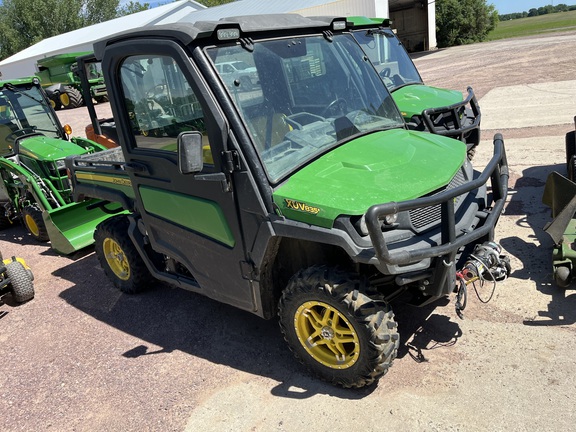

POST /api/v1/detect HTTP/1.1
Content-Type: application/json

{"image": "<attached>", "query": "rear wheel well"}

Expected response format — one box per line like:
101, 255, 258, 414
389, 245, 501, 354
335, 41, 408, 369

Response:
258, 237, 354, 319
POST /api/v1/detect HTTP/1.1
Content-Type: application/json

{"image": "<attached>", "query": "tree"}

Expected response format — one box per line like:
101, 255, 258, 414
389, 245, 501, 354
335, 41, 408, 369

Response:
118, 1, 151, 16
0, 0, 150, 61
198, 0, 235, 6
436, 0, 499, 48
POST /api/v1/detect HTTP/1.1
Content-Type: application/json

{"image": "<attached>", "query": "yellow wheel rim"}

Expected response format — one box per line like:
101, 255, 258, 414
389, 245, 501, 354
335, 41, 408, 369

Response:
25, 214, 40, 237
49, 100, 56, 109
103, 238, 130, 281
60, 93, 70, 107
294, 300, 360, 369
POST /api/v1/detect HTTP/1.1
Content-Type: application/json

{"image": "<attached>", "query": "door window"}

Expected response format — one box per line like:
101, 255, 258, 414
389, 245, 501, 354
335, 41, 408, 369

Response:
119, 54, 213, 164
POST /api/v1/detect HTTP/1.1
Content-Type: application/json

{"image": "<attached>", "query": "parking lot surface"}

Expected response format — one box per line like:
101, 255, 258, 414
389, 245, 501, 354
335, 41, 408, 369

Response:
1, 31, 576, 431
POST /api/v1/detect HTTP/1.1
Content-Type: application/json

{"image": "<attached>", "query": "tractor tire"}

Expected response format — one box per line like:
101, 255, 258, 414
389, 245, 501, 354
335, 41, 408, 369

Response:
94, 215, 152, 294
6, 261, 34, 303
22, 205, 49, 242
278, 265, 399, 388
95, 95, 109, 104
60, 86, 84, 109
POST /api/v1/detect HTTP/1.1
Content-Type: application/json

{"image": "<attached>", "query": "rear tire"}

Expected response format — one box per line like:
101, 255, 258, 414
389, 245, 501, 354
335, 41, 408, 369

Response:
278, 265, 399, 388
22, 205, 49, 242
61, 86, 83, 109
6, 261, 35, 303
94, 216, 152, 294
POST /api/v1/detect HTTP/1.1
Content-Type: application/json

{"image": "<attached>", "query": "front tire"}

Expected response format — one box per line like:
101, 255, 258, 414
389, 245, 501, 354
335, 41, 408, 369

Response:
94, 216, 152, 294
6, 261, 35, 303
278, 266, 399, 388
22, 205, 49, 242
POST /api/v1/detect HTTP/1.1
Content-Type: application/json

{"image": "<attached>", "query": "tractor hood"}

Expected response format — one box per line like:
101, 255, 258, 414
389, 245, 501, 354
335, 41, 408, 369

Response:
273, 129, 465, 228
392, 85, 464, 119
17, 135, 91, 161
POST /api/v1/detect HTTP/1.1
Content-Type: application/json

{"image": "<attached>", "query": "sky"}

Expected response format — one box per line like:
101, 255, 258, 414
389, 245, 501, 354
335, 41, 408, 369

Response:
488, 0, 576, 14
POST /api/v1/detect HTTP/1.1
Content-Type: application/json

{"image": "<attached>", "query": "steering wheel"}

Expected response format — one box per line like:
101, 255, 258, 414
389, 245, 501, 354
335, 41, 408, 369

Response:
322, 98, 348, 118
5, 127, 37, 142
379, 67, 391, 78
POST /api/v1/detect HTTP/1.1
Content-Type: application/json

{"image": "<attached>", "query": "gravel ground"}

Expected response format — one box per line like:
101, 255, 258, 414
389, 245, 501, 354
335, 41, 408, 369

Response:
1, 31, 576, 431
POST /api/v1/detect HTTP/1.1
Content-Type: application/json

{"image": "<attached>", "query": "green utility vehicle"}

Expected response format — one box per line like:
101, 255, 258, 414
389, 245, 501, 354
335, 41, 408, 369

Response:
348, 17, 481, 158
36, 52, 108, 110
66, 15, 509, 388
0, 77, 114, 254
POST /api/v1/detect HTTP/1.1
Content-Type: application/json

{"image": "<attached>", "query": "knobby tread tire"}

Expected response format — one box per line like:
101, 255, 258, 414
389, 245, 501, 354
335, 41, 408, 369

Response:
6, 261, 35, 303
278, 265, 399, 388
94, 215, 152, 294
22, 205, 49, 242
63, 86, 83, 109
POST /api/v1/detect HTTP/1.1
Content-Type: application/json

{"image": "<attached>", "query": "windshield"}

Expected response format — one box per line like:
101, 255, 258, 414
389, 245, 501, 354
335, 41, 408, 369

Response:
352, 29, 423, 92
0, 83, 62, 155
207, 33, 404, 183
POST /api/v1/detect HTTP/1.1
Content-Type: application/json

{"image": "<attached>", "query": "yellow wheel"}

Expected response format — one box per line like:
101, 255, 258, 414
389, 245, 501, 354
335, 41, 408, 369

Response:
25, 214, 40, 237
60, 92, 70, 107
94, 216, 152, 294
279, 266, 399, 388
294, 300, 360, 369
103, 238, 130, 281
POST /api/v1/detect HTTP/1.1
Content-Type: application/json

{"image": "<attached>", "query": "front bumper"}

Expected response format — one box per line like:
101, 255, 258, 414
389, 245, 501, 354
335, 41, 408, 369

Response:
365, 134, 508, 294
421, 87, 481, 148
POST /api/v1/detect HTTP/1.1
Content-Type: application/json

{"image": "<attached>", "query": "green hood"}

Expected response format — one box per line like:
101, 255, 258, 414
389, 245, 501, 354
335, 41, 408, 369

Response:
393, 85, 464, 120
273, 129, 465, 228
18, 135, 91, 161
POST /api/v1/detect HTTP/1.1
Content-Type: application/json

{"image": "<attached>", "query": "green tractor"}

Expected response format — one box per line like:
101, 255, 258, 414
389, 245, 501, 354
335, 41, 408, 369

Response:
348, 17, 481, 158
36, 51, 108, 110
0, 77, 116, 254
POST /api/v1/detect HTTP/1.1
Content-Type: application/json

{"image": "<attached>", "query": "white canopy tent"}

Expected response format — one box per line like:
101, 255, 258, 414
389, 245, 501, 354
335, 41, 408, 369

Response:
0, 0, 438, 80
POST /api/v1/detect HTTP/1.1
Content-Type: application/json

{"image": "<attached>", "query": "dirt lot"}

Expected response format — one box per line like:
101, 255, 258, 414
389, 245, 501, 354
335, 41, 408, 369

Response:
1, 32, 576, 431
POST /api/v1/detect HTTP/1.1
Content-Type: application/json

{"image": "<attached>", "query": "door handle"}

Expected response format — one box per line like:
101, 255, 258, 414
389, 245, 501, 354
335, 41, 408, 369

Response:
125, 162, 149, 174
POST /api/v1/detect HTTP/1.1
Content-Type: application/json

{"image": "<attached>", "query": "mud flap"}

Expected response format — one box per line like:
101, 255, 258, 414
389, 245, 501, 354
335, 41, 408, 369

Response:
42, 200, 119, 255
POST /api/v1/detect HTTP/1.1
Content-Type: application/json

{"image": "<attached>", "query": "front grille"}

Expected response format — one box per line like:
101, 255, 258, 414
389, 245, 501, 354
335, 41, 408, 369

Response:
409, 168, 467, 230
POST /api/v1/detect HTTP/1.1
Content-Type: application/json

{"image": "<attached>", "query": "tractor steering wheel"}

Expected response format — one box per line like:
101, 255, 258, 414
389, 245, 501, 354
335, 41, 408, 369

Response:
322, 98, 348, 118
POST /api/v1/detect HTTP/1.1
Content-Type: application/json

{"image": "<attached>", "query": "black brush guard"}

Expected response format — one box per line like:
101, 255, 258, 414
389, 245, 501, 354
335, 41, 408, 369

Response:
365, 134, 508, 297
421, 87, 481, 145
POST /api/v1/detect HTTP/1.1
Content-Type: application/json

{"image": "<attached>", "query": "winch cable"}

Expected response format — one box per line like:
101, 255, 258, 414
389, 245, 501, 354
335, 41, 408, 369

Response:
454, 244, 509, 319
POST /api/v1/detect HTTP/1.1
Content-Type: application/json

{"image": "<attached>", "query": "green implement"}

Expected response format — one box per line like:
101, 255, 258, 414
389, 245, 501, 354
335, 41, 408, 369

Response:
0, 77, 115, 254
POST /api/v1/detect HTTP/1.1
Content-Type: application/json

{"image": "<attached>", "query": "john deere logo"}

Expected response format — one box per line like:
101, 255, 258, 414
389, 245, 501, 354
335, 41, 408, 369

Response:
285, 199, 320, 215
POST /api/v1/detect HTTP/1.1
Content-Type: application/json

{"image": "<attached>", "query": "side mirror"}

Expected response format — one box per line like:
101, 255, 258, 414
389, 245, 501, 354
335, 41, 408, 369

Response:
177, 131, 204, 174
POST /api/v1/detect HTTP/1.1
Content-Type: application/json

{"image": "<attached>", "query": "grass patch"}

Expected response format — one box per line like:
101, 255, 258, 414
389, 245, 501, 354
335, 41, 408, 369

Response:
487, 10, 576, 40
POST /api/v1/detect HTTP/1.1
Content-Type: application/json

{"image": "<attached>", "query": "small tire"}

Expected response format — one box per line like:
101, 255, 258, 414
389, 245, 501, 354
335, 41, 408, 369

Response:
554, 265, 571, 289
94, 216, 152, 294
22, 205, 49, 242
6, 261, 35, 303
278, 265, 399, 388
61, 86, 84, 109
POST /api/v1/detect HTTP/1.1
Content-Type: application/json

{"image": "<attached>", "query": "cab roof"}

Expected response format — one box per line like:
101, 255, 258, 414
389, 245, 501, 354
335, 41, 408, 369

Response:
93, 13, 348, 59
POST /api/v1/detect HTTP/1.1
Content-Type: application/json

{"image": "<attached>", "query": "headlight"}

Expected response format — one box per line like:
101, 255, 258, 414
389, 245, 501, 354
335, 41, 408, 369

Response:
55, 159, 66, 169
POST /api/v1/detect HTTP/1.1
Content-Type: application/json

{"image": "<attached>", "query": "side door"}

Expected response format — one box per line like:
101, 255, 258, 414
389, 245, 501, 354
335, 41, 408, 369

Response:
103, 39, 255, 311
